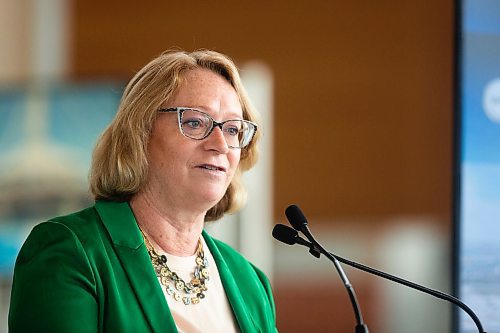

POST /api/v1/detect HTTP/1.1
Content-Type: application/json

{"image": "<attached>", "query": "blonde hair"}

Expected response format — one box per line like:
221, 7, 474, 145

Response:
89, 49, 260, 221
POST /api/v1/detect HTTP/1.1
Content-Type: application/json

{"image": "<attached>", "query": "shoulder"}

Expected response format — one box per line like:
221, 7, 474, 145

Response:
10, 208, 102, 333
17, 205, 102, 263
49, 205, 101, 234
12, 208, 99, 297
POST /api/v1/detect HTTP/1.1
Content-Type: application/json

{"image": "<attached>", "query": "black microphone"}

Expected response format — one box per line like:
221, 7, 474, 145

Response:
285, 204, 308, 230
272, 224, 321, 257
273, 222, 487, 333
282, 205, 369, 333
272, 224, 309, 247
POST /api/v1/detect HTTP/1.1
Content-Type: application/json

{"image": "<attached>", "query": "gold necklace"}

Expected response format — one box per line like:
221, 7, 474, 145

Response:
140, 228, 209, 305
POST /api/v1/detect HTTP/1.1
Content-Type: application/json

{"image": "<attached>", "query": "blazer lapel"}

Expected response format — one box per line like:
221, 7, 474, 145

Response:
203, 231, 256, 333
95, 201, 177, 333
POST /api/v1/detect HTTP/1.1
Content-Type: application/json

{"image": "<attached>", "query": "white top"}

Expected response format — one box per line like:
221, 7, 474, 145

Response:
155, 237, 240, 333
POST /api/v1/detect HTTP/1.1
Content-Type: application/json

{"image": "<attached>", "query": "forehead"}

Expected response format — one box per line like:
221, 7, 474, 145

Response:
170, 69, 242, 115
180, 68, 230, 86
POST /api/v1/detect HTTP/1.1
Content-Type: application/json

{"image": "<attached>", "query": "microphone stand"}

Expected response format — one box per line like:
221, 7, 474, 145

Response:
327, 248, 485, 333
279, 203, 486, 333
294, 230, 486, 333
299, 224, 369, 333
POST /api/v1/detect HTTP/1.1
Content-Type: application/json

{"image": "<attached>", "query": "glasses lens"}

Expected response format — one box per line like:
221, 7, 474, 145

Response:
223, 120, 255, 148
179, 109, 212, 139
177, 108, 256, 148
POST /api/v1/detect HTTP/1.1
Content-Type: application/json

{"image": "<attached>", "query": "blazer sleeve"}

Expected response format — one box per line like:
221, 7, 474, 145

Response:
9, 221, 98, 333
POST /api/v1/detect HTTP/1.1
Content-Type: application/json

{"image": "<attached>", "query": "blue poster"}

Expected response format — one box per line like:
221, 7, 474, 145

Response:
458, 1, 500, 332
0, 83, 121, 278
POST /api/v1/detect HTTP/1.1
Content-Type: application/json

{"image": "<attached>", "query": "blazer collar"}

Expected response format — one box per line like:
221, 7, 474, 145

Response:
203, 230, 257, 333
94, 200, 177, 333
95, 200, 143, 248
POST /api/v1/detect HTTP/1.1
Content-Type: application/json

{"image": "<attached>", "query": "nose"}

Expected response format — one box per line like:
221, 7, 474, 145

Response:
204, 126, 229, 153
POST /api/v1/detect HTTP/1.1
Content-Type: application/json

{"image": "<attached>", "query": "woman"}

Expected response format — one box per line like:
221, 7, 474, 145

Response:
9, 49, 277, 332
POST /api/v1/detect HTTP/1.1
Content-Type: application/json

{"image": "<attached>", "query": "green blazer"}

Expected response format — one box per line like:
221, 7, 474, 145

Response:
9, 201, 277, 332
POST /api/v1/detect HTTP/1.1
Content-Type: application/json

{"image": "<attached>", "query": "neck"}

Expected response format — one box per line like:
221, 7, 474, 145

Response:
130, 189, 206, 256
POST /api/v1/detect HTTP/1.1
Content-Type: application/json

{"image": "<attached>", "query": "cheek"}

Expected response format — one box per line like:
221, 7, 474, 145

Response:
227, 150, 241, 178
229, 150, 241, 167
147, 135, 179, 178
148, 137, 168, 168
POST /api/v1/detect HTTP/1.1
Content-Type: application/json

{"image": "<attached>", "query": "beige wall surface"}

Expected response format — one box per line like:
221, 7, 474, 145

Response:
0, 0, 31, 82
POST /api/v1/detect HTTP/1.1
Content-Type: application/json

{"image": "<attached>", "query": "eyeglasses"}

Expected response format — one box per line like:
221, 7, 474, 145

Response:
158, 107, 257, 149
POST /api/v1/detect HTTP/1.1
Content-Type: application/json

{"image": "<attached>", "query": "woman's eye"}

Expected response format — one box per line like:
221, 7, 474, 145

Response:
225, 126, 240, 136
183, 119, 204, 129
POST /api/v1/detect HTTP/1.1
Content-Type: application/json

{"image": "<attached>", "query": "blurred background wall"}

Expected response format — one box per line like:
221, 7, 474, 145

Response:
0, 0, 455, 332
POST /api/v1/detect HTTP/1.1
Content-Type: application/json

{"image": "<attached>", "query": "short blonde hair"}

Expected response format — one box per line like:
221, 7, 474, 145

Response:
89, 49, 260, 221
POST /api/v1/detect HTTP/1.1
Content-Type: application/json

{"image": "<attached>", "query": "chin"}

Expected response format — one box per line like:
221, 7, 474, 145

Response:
197, 189, 226, 207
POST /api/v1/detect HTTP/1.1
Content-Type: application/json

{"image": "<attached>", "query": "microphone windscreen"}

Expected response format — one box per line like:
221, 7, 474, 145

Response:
272, 224, 299, 245
285, 204, 308, 230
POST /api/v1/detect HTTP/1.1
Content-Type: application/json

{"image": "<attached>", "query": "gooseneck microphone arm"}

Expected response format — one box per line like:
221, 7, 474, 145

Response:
283, 205, 369, 333
301, 224, 369, 333
272, 221, 486, 333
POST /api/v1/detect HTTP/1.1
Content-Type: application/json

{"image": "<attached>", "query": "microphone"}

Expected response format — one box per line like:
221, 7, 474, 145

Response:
283, 205, 369, 333
285, 204, 308, 230
272, 221, 487, 333
272, 224, 321, 257
272, 224, 309, 247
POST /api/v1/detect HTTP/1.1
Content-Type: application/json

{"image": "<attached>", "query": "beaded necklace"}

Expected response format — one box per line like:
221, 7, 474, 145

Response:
140, 229, 210, 305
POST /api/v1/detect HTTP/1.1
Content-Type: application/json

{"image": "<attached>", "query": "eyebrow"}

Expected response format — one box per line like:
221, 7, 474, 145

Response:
188, 106, 243, 120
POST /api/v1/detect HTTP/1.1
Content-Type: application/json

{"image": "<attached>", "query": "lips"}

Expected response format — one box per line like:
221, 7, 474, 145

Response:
197, 164, 227, 172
